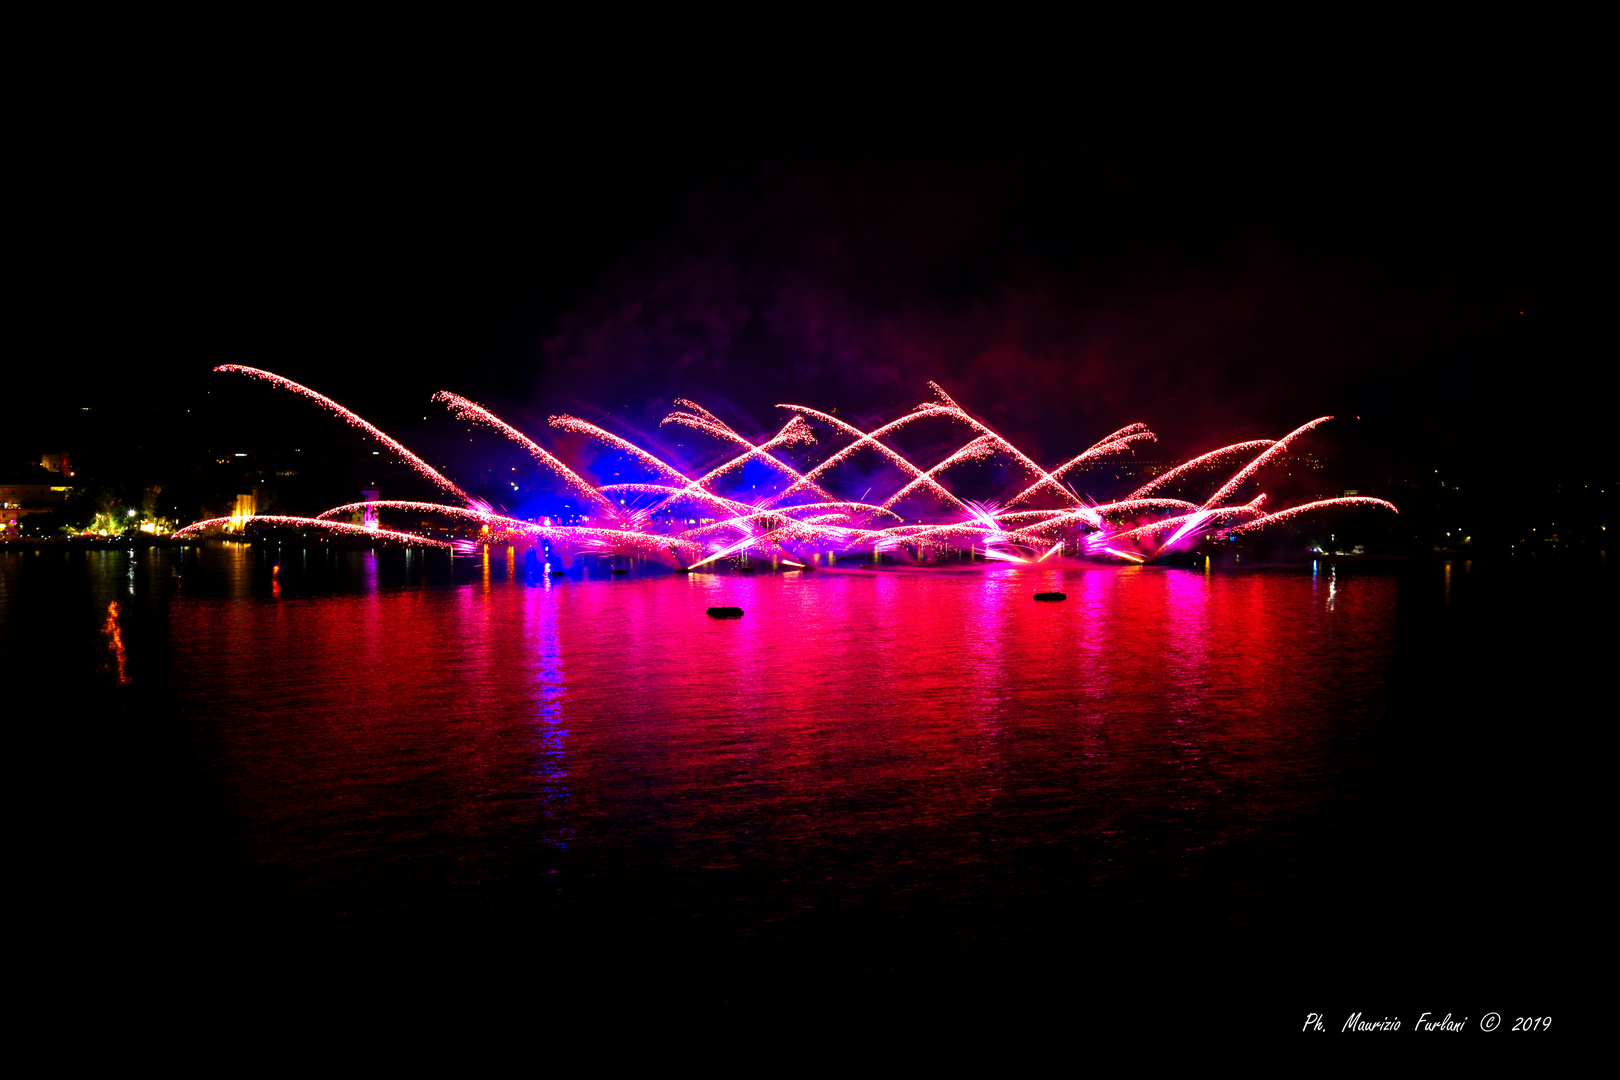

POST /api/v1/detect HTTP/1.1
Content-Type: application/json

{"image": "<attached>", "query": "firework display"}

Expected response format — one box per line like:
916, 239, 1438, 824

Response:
174, 367, 1396, 565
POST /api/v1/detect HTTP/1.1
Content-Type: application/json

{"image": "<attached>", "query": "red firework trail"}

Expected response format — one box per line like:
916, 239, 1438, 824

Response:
214, 366, 470, 503
547, 415, 690, 485
918, 382, 1096, 516
1128, 440, 1275, 500
180, 371, 1396, 567
433, 392, 613, 511
772, 405, 969, 510
173, 515, 457, 549
1004, 423, 1158, 508
653, 409, 835, 510
1233, 497, 1399, 533
1200, 418, 1333, 509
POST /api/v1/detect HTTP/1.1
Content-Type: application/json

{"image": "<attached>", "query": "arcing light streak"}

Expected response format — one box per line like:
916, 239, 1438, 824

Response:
1232, 497, 1398, 533
173, 515, 456, 549
1092, 502, 1266, 545
1128, 440, 1275, 500
687, 531, 768, 569
1164, 509, 1212, 549
1004, 423, 1158, 508
434, 392, 613, 510
881, 435, 1000, 508
213, 366, 470, 503
649, 411, 837, 511
772, 405, 968, 510
548, 415, 691, 485
597, 483, 756, 518
775, 501, 901, 521
1200, 419, 1332, 509
315, 500, 550, 537
185, 370, 1395, 567
917, 382, 1093, 514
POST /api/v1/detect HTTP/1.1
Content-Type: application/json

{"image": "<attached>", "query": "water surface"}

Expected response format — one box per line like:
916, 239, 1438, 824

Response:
3, 545, 1596, 1026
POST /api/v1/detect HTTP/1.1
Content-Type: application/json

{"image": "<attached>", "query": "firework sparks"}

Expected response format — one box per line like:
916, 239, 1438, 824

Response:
434, 392, 612, 510
213, 366, 470, 503
184, 371, 1395, 567
173, 515, 457, 549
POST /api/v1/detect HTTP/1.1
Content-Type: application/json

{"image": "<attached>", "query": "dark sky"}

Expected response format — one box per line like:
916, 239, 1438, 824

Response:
16, 42, 1610, 487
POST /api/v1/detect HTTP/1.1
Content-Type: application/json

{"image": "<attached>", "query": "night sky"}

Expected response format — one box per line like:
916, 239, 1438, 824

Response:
16, 43, 1609, 499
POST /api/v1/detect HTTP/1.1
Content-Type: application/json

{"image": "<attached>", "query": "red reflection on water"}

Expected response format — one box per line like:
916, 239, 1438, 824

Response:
166, 554, 1397, 911
103, 600, 129, 685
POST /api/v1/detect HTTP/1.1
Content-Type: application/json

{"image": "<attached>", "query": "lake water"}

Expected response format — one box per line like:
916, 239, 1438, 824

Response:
4, 544, 1599, 1033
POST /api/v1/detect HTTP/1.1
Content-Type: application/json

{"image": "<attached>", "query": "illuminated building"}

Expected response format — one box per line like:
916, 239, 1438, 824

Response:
1, 466, 70, 534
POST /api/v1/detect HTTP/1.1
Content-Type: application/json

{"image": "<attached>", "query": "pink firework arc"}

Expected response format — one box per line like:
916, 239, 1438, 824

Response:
173, 367, 1396, 565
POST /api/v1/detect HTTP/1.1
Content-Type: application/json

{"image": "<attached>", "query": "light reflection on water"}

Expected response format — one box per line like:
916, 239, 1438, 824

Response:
4, 542, 1596, 1017
132, 549, 1397, 910
14, 543, 1513, 1006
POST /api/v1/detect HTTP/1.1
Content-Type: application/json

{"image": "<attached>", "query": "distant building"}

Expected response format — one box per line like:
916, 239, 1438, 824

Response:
1, 465, 70, 534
